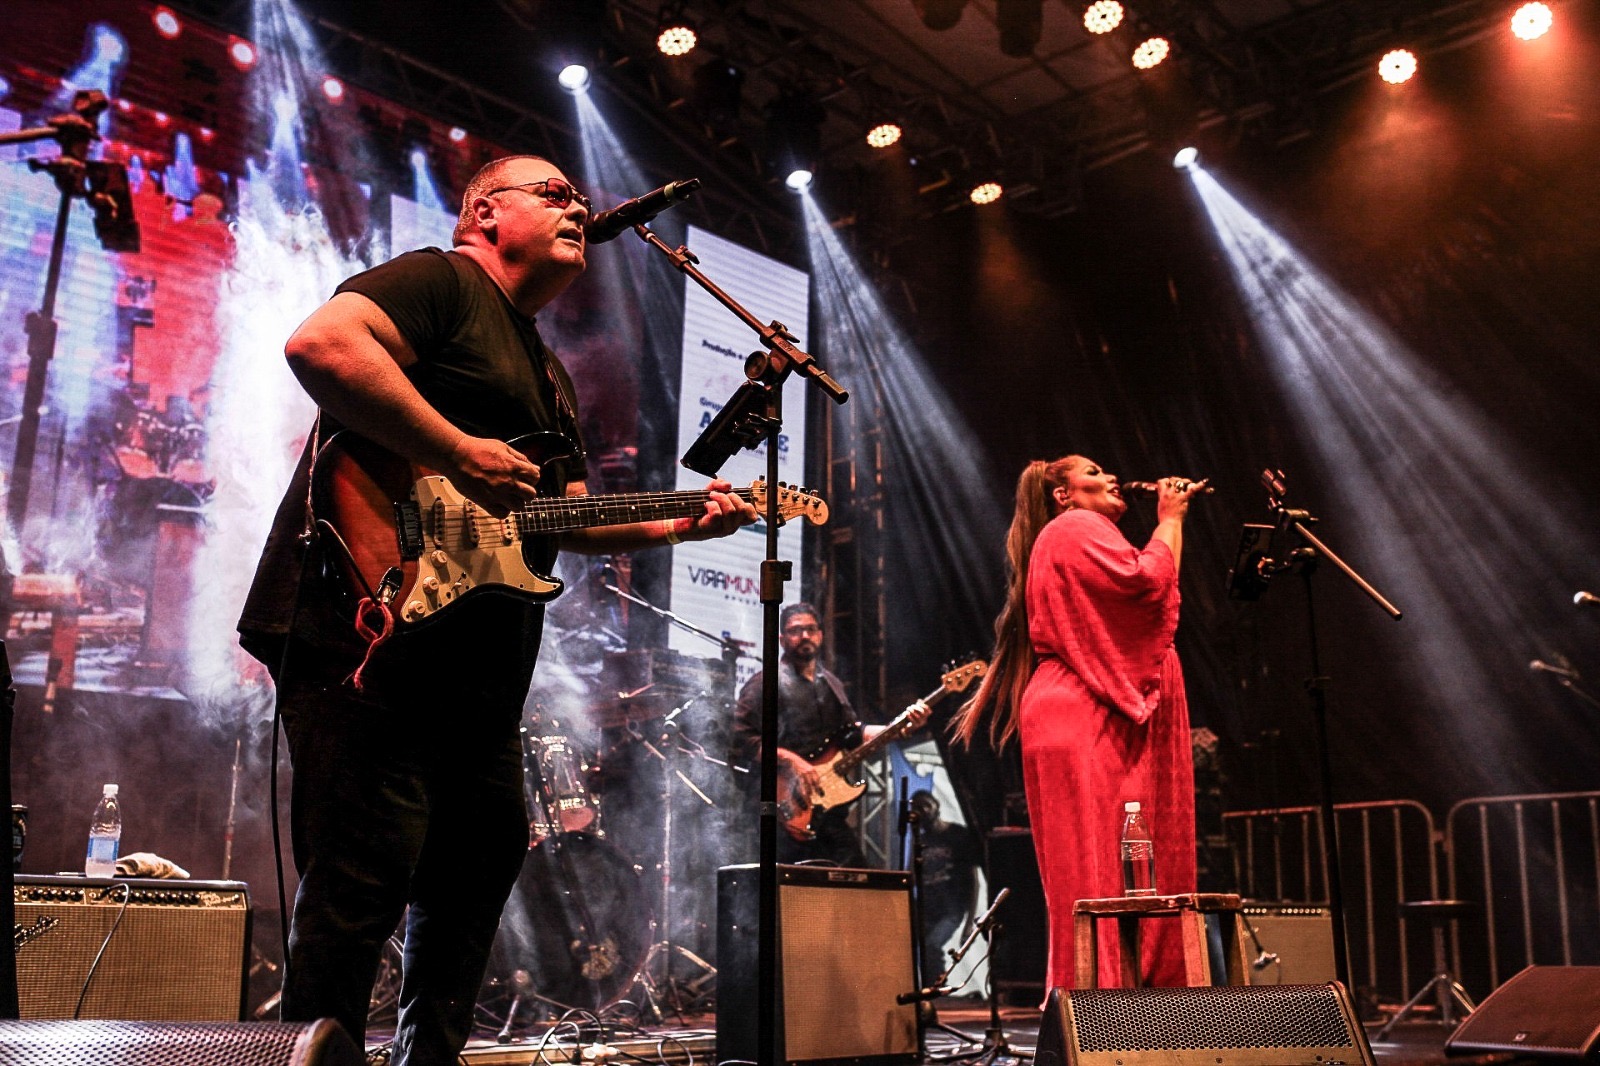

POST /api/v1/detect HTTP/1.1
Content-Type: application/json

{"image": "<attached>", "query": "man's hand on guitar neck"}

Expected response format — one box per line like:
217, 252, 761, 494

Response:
443, 435, 544, 518
861, 699, 932, 741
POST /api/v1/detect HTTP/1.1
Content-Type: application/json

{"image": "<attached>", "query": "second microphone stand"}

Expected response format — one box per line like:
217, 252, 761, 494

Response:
1228, 469, 1403, 992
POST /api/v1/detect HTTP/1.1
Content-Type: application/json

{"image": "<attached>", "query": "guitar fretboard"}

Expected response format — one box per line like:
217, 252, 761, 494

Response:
514, 489, 727, 535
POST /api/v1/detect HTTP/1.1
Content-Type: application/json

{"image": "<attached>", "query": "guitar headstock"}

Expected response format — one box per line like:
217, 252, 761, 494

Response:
748, 480, 830, 525
939, 659, 988, 694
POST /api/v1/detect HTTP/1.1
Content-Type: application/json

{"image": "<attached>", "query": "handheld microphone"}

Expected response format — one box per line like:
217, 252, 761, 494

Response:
1122, 480, 1215, 496
1575, 591, 1600, 608
1530, 659, 1579, 681
584, 178, 701, 244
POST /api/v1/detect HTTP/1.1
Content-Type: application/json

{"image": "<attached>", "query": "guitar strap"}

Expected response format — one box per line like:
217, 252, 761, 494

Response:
302, 412, 396, 691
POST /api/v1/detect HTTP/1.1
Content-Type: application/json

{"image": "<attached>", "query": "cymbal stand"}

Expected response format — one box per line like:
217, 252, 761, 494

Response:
626, 693, 718, 1022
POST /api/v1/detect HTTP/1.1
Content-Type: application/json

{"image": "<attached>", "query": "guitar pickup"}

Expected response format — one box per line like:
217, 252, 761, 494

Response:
394, 502, 424, 560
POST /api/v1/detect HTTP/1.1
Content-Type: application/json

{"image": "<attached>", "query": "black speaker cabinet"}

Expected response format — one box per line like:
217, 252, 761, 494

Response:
1036, 983, 1376, 1066
12, 875, 251, 1021
716, 863, 918, 1066
984, 828, 1047, 1001
1445, 965, 1600, 1059
1240, 904, 1337, 985
0, 1019, 361, 1065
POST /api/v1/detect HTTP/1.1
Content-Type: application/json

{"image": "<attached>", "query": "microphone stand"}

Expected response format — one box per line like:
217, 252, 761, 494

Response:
631, 220, 847, 1066
1227, 470, 1402, 993
919, 888, 1024, 1065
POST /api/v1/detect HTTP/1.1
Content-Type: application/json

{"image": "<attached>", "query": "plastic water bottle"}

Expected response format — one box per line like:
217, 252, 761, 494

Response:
85, 784, 122, 878
1120, 800, 1156, 897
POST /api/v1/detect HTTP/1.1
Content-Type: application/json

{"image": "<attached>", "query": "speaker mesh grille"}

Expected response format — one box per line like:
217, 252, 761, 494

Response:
0, 1020, 343, 1066
777, 880, 918, 1062
1070, 984, 1356, 1052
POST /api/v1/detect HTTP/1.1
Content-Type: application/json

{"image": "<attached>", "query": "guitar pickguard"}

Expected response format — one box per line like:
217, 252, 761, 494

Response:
396, 475, 562, 625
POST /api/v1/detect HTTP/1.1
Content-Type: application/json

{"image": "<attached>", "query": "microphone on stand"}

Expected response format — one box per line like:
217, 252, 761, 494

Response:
496, 968, 532, 1043
1575, 591, 1600, 608
1252, 949, 1281, 971
1122, 480, 1215, 496
584, 178, 701, 244
1530, 659, 1580, 681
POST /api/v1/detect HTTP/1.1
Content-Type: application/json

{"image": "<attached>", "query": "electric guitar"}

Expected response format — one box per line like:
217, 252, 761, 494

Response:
311, 430, 828, 631
778, 659, 987, 842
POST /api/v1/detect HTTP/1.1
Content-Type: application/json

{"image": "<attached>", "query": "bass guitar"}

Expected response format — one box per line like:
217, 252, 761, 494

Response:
311, 430, 828, 630
778, 659, 987, 842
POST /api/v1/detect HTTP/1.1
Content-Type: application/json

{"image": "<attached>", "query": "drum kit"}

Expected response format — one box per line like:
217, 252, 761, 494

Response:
484, 655, 735, 1027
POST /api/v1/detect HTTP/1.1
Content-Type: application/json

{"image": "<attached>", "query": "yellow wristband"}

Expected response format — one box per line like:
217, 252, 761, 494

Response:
664, 520, 682, 545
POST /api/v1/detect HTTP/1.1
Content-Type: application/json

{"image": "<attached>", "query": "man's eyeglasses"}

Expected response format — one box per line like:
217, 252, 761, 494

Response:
485, 177, 592, 215
783, 624, 821, 636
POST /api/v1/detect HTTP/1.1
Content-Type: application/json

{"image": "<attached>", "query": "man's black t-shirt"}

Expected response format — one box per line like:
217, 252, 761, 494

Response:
238, 248, 587, 678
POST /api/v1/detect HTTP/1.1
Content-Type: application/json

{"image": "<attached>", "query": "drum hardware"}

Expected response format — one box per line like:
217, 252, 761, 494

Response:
618, 692, 721, 1023
488, 833, 654, 1023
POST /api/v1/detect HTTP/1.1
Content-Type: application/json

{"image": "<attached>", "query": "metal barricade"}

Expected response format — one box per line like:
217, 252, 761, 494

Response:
1223, 800, 1439, 1003
1444, 790, 1600, 996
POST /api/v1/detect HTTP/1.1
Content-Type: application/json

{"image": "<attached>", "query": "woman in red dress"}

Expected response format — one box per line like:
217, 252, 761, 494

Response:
953, 456, 1205, 990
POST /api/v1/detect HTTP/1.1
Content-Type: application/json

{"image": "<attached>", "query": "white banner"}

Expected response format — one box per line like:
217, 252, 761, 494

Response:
670, 226, 811, 687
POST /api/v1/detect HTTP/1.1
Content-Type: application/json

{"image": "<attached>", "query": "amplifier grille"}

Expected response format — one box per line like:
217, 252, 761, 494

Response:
1069, 984, 1356, 1053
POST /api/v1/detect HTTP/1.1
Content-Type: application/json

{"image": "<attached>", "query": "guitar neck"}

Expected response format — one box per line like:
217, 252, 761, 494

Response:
515, 489, 720, 536
834, 680, 952, 776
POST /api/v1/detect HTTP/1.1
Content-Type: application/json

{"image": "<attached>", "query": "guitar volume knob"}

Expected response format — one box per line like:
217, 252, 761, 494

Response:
422, 576, 440, 592
431, 550, 448, 566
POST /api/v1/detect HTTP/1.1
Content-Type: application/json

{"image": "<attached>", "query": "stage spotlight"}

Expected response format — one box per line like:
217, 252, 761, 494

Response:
866, 122, 903, 149
657, 20, 697, 57
1132, 36, 1170, 69
969, 181, 1003, 205
558, 64, 591, 93
1378, 48, 1417, 84
228, 36, 257, 70
997, 0, 1043, 57
448, 126, 468, 143
1511, 2, 1553, 41
1173, 146, 1199, 169
152, 6, 182, 39
785, 167, 814, 191
1083, 1, 1124, 34
765, 88, 825, 185
915, 0, 968, 31
153, 110, 170, 126
199, 126, 214, 141
0, 75, 9, 101
321, 76, 345, 103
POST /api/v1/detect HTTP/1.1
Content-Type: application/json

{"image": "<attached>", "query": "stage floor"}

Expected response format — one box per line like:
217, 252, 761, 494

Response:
388, 1000, 1501, 1066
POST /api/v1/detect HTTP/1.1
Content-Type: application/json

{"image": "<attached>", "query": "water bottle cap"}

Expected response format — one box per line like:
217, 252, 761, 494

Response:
1124, 800, 1140, 813
104, 784, 118, 796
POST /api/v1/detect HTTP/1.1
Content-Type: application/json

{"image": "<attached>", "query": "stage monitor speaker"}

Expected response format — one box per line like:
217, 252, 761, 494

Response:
1036, 982, 1376, 1066
716, 863, 918, 1066
1444, 965, 1600, 1059
1240, 903, 1337, 985
12, 874, 250, 1021
0, 1018, 361, 1065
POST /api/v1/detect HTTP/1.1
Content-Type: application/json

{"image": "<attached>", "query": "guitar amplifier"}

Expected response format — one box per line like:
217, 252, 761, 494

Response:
717, 863, 918, 1065
12, 875, 251, 1020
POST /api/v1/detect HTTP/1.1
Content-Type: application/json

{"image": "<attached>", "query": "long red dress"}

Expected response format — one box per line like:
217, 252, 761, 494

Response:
1019, 509, 1197, 990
